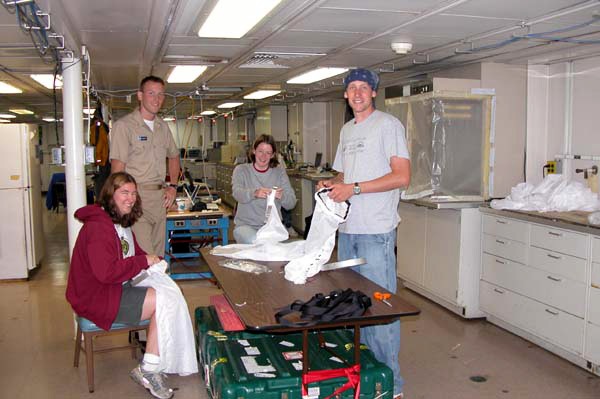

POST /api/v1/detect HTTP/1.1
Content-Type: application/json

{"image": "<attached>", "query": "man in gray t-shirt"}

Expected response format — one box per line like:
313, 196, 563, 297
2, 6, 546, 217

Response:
318, 68, 410, 399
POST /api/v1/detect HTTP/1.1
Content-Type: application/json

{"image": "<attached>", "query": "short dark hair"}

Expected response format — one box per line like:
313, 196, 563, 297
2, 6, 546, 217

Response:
98, 172, 143, 227
250, 134, 278, 168
139, 75, 165, 91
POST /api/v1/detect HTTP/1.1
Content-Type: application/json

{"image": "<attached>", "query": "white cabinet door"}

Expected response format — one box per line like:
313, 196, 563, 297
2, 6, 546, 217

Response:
585, 322, 600, 364
424, 209, 460, 302
397, 202, 427, 285
533, 303, 584, 354
480, 280, 537, 335
588, 280, 600, 326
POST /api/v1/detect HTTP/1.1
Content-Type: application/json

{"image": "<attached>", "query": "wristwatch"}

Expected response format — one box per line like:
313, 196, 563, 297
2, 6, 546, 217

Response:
167, 183, 177, 189
353, 182, 361, 195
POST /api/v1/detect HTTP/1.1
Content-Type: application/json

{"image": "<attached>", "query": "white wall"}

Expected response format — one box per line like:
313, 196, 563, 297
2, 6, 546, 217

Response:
527, 58, 600, 186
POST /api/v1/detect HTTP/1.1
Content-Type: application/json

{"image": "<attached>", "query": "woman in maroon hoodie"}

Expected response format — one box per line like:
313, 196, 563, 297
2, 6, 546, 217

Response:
66, 172, 173, 399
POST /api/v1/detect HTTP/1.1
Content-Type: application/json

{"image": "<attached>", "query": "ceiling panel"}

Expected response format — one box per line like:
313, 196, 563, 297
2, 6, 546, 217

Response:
290, 8, 414, 33
81, 31, 145, 63
397, 14, 520, 39
58, 0, 152, 32
451, 0, 597, 20
321, 0, 444, 13
265, 30, 365, 51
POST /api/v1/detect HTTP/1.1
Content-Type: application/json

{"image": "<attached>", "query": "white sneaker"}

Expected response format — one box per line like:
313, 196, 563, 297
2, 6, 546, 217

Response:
287, 226, 299, 237
130, 365, 174, 399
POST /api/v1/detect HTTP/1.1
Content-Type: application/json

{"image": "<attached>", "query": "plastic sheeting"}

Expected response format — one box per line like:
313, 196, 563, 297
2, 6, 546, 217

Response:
386, 92, 494, 200
490, 174, 600, 212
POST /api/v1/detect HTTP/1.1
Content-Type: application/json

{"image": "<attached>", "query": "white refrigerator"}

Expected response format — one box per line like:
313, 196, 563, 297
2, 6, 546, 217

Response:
0, 124, 44, 279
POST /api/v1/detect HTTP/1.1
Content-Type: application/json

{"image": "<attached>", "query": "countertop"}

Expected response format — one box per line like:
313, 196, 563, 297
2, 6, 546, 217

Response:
401, 198, 486, 209
480, 206, 600, 235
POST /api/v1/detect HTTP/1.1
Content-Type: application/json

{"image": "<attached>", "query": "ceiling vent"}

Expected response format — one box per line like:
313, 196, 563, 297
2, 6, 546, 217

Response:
239, 52, 322, 69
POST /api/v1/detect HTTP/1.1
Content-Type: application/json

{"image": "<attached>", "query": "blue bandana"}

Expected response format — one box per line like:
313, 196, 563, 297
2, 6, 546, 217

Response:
343, 68, 379, 91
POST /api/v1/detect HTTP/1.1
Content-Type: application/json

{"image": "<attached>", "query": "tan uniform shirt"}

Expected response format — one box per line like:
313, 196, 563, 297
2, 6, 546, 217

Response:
109, 108, 179, 184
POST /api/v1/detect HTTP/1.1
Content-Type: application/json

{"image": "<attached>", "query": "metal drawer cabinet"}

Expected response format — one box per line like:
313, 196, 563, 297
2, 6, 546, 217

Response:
530, 224, 588, 259
482, 233, 528, 265
482, 214, 529, 243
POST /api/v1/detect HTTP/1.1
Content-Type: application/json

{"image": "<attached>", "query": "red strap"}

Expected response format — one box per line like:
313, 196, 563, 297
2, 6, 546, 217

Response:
301, 364, 360, 399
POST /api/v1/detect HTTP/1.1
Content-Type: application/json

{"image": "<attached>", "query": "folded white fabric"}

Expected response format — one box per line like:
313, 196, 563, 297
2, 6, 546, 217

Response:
135, 260, 198, 375
211, 189, 350, 284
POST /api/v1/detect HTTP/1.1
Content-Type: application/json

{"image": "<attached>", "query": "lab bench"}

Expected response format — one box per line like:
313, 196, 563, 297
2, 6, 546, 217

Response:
164, 207, 230, 280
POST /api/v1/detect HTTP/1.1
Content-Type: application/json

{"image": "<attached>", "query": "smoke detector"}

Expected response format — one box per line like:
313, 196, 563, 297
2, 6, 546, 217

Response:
391, 42, 413, 54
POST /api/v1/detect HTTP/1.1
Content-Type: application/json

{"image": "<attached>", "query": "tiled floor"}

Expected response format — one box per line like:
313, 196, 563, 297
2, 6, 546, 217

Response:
1, 207, 599, 399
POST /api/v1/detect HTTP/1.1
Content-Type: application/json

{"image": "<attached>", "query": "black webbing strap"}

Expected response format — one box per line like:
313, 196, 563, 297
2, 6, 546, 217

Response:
275, 289, 372, 327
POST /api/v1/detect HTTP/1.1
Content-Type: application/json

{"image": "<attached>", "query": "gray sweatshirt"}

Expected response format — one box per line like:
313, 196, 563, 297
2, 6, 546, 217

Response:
232, 163, 297, 229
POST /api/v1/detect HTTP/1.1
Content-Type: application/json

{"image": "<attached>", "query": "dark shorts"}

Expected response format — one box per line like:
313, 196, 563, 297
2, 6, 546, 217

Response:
114, 282, 148, 325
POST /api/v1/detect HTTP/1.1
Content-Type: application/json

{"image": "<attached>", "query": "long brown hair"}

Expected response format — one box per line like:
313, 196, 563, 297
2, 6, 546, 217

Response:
98, 172, 143, 227
250, 134, 279, 168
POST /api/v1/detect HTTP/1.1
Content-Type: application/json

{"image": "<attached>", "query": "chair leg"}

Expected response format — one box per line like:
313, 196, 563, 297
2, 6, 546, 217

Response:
84, 332, 95, 393
130, 331, 137, 359
74, 325, 82, 367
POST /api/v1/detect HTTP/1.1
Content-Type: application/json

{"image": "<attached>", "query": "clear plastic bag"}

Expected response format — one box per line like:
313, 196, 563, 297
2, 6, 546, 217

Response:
218, 259, 272, 275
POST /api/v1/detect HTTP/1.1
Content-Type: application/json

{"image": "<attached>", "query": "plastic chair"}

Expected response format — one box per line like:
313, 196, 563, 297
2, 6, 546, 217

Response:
73, 316, 149, 393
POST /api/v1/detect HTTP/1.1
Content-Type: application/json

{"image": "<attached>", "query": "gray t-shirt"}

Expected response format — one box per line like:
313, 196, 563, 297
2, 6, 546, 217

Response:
232, 163, 297, 229
333, 109, 409, 234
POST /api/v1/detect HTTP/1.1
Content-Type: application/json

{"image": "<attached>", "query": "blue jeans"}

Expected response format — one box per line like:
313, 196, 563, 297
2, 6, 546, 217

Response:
233, 225, 258, 244
338, 230, 403, 395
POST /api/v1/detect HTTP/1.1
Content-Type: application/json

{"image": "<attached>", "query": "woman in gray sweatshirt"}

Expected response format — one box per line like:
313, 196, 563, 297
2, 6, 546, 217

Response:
232, 134, 297, 244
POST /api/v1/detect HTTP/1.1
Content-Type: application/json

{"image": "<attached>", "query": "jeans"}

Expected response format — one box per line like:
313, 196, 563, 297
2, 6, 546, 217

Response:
233, 225, 258, 244
338, 230, 403, 395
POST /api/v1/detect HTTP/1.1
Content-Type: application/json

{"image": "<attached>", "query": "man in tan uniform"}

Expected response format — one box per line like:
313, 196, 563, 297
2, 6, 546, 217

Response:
110, 76, 180, 256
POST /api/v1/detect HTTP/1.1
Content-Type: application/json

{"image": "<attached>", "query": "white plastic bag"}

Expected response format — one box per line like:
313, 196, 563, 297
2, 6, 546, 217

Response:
491, 174, 600, 212
254, 189, 288, 244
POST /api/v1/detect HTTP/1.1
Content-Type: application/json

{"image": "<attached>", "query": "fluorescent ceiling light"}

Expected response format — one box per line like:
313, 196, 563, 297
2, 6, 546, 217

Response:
9, 108, 33, 115
0, 119, 10, 123
217, 102, 243, 109
30, 74, 63, 89
0, 82, 22, 94
243, 90, 281, 100
42, 117, 55, 122
200, 110, 216, 115
163, 116, 175, 121
0, 113, 16, 118
287, 67, 349, 84
198, 0, 282, 39
167, 65, 208, 83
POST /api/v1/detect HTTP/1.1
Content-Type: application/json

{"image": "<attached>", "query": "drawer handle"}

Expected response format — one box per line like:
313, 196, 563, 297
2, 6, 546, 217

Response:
546, 253, 561, 260
495, 259, 506, 265
495, 239, 506, 245
545, 309, 559, 316
493, 288, 505, 294
546, 275, 562, 282
548, 231, 563, 237
495, 219, 507, 224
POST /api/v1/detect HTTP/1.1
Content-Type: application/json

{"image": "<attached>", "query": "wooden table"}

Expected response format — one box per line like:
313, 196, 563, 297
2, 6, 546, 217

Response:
201, 248, 420, 395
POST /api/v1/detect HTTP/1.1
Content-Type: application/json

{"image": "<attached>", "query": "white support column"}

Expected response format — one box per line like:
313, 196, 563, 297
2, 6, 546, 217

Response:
62, 55, 86, 258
